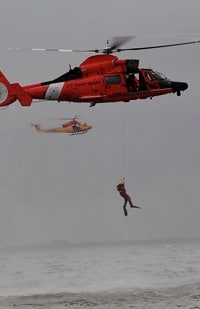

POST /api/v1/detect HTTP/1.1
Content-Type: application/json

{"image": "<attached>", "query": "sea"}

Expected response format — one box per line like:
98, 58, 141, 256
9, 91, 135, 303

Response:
0, 239, 200, 309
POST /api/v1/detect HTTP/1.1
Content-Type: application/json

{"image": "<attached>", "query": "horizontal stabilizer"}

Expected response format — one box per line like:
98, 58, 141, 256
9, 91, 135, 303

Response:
12, 83, 32, 106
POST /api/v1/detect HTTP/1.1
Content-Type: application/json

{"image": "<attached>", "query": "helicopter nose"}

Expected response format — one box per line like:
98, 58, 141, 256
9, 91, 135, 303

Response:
171, 81, 188, 96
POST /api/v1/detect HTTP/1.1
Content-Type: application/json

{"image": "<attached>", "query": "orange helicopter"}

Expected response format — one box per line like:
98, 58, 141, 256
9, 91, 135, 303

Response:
32, 116, 92, 135
0, 36, 199, 108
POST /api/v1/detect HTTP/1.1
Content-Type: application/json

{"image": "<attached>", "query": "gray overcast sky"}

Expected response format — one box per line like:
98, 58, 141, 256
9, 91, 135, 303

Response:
0, 0, 200, 247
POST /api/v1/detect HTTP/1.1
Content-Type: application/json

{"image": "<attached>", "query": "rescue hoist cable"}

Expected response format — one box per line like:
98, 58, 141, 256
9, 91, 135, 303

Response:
121, 102, 126, 179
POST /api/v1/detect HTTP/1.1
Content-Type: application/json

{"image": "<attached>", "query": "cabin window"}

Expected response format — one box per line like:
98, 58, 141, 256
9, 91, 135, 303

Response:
105, 75, 121, 85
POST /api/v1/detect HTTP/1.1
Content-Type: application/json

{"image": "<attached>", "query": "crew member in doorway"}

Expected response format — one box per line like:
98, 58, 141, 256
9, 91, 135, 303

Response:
126, 73, 139, 92
116, 178, 140, 216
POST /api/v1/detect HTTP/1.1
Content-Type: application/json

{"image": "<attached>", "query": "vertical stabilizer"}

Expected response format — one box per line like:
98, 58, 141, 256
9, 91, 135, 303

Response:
0, 71, 32, 107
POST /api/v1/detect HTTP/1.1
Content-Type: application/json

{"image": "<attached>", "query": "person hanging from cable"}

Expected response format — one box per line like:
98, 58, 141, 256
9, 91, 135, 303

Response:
116, 177, 141, 216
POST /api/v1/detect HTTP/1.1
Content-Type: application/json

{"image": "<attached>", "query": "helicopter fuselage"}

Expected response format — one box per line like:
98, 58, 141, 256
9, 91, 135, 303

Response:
32, 121, 92, 134
0, 54, 188, 108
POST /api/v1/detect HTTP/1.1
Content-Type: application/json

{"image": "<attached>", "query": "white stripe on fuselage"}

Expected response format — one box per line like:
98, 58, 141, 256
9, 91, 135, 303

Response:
44, 82, 64, 100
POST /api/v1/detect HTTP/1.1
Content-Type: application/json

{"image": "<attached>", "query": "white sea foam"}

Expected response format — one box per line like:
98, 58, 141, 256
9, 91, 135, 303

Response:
0, 239, 200, 308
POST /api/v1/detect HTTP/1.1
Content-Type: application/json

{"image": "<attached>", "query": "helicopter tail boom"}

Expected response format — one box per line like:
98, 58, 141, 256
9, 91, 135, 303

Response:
0, 71, 32, 107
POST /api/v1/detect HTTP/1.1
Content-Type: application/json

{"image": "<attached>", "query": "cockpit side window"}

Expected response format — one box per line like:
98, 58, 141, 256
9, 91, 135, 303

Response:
144, 72, 154, 81
151, 71, 168, 80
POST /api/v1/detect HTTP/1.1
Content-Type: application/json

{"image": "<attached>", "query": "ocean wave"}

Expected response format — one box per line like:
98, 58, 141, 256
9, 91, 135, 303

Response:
1, 282, 200, 309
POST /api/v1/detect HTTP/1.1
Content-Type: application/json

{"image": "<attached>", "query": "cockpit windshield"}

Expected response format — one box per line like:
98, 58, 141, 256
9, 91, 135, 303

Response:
151, 71, 168, 80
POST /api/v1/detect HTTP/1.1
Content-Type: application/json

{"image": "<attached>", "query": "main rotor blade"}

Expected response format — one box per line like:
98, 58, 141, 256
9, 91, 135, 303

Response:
6, 47, 75, 52
6, 47, 108, 53
116, 39, 200, 52
74, 38, 200, 53
6, 38, 200, 54
48, 115, 80, 121
6, 37, 134, 54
